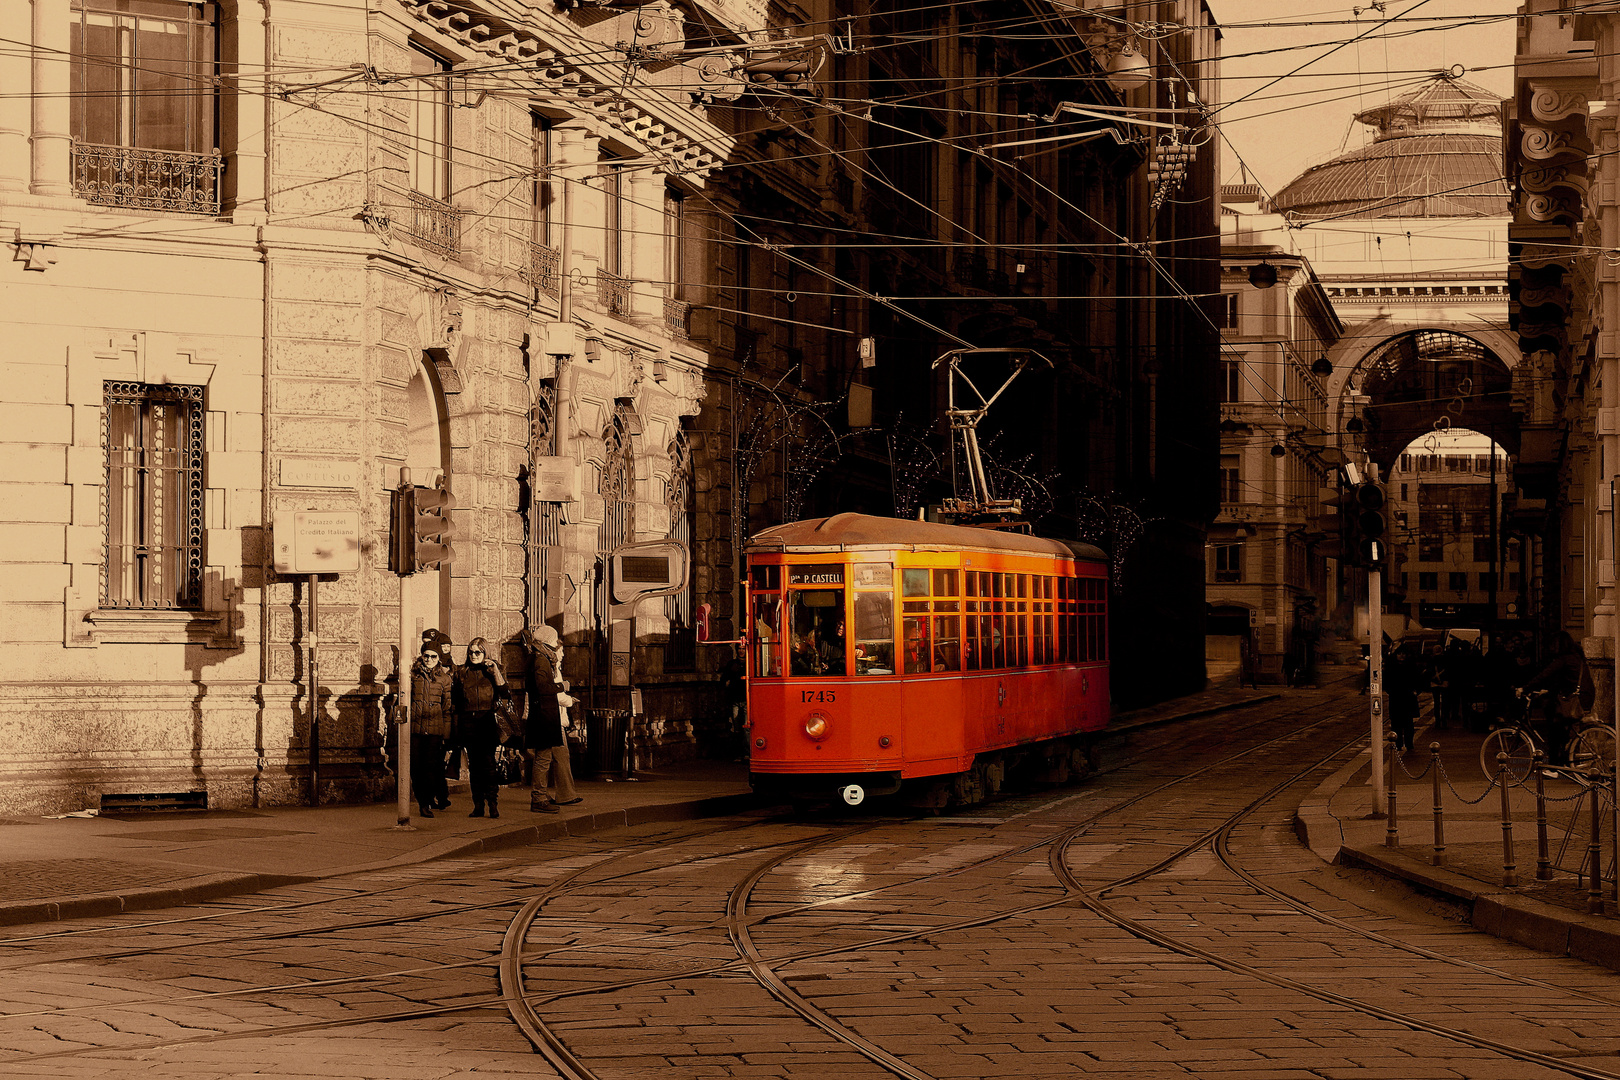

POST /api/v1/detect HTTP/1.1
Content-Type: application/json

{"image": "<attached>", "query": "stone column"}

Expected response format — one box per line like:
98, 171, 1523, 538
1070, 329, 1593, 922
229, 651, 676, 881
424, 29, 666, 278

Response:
223, 0, 269, 220
627, 165, 666, 323
556, 126, 601, 310
31, 0, 72, 196
0, 0, 31, 191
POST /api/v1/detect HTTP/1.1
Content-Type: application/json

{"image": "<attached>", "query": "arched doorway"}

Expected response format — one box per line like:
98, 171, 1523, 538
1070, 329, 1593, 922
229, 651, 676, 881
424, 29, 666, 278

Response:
404, 362, 451, 642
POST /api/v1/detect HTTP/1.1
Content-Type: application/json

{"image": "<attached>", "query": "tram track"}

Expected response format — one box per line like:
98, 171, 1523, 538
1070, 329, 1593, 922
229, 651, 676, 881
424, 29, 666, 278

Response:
13, 690, 1616, 1077
504, 691, 1620, 1080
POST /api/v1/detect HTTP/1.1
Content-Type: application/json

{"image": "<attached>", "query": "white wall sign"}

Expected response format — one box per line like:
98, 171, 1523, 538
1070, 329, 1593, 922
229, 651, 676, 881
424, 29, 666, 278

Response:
534, 457, 579, 502
273, 511, 362, 574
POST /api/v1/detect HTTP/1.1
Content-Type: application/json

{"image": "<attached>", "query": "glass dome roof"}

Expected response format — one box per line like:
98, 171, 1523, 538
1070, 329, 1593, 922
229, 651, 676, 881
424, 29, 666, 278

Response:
1271, 75, 1510, 221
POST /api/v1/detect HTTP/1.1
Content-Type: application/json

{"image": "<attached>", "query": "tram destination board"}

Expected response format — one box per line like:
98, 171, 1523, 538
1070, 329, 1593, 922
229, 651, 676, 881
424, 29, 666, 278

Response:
788, 564, 843, 585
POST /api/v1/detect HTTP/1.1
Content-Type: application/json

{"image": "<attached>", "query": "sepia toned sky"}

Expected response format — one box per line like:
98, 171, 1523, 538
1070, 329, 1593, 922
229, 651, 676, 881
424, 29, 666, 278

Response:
1202, 1, 1521, 195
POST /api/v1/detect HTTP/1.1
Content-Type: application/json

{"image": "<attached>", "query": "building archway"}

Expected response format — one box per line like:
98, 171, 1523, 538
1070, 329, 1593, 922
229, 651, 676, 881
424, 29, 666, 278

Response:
404, 359, 451, 642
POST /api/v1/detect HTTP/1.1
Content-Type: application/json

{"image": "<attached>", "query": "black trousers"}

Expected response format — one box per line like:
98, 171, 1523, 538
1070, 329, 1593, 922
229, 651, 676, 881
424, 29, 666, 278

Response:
410, 732, 447, 810
463, 712, 500, 807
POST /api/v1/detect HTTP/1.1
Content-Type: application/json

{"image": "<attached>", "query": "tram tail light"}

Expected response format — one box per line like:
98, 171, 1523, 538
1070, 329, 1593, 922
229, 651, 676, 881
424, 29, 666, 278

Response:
803, 713, 829, 741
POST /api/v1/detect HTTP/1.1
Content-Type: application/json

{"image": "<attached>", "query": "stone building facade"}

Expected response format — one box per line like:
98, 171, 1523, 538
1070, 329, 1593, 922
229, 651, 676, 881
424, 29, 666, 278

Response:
0, 0, 748, 813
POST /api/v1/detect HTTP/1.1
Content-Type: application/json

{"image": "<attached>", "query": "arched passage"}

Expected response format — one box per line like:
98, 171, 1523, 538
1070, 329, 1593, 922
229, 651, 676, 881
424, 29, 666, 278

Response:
1327, 326, 1518, 477
404, 361, 451, 641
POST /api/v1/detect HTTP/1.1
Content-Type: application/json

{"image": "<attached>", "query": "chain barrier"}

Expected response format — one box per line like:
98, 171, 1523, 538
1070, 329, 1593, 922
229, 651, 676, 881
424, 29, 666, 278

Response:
1433, 752, 1502, 805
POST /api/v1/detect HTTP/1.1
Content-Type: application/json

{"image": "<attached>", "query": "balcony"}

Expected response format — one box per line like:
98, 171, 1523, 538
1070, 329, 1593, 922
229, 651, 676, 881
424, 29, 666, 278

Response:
402, 190, 462, 258
597, 269, 632, 317
71, 142, 223, 215
664, 296, 690, 339
526, 242, 560, 298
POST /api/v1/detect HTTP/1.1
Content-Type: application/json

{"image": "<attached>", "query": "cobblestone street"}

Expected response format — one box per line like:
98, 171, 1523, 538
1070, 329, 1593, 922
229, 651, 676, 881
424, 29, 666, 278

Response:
4, 689, 1620, 1078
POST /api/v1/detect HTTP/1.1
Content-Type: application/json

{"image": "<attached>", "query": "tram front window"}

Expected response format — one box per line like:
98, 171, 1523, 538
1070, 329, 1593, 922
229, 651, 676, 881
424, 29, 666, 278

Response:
790, 588, 845, 676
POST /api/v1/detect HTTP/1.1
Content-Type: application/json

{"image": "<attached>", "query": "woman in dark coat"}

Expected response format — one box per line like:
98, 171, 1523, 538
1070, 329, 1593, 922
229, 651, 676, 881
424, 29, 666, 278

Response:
409, 645, 455, 817
453, 636, 507, 818
523, 625, 579, 813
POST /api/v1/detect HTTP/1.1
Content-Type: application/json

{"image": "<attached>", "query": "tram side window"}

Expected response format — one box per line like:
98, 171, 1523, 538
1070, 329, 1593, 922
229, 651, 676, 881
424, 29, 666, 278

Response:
853, 568, 895, 676
964, 572, 980, 670
790, 588, 845, 676
932, 568, 960, 671
751, 565, 782, 677
902, 612, 930, 674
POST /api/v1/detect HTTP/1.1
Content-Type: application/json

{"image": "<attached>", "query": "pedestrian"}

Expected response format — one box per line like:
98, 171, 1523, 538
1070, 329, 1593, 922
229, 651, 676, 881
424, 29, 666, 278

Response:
523, 624, 581, 813
1239, 632, 1259, 689
1522, 631, 1594, 768
409, 643, 454, 817
1385, 642, 1419, 753
453, 636, 507, 819
719, 646, 747, 761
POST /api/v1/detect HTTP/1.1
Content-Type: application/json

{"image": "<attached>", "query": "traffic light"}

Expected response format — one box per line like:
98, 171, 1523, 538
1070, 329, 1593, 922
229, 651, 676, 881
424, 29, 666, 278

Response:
412, 479, 456, 571
388, 478, 457, 575
1354, 481, 1389, 567
1313, 484, 1347, 561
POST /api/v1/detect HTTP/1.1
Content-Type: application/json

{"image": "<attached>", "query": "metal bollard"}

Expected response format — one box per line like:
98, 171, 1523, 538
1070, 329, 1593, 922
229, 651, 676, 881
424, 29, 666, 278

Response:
1589, 765, 1605, 915
1386, 730, 1400, 848
1498, 752, 1518, 887
1430, 742, 1445, 866
1534, 752, 1551, 881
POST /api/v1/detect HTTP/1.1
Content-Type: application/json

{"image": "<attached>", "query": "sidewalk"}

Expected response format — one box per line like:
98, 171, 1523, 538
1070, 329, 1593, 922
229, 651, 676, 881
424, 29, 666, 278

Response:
0, 761, 757, 927
0, 687, 1285, 929
1297, 719, 1620, 971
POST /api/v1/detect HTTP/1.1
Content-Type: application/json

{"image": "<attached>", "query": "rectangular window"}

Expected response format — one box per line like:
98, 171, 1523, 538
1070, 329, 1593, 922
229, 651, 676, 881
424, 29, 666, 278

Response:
532, 114, 554, 247
1221, 360, 1240, 403
1214, 543, 1243, 583
1449, 571, 1468, 592
1219, 292, 1239, 329
1473, 536, 1495, 562
602, 156, 627, 276
1480, 571, 1496, 592
71, 0, 217, 152
853, 563, 895, 676
750, 565, 782, 677
1418, 571, 1437, 591
102, 382, 205, 609
1220, 455, 1240, 503
408, 45, 452, 201
665, 186, 687, 301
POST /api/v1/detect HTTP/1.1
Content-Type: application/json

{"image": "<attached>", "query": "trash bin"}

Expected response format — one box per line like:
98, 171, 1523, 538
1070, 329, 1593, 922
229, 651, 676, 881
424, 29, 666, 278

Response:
585, 710, 631, 778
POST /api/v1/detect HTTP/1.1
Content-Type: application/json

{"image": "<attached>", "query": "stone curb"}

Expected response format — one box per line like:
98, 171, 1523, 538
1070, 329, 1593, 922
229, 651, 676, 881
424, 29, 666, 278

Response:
0, 791, 766, 929
1336, 843, 1620, 971
1296, 752, 1620, 973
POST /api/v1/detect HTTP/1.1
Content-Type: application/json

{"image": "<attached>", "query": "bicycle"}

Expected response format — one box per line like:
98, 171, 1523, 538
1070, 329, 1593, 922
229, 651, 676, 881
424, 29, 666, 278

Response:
1478, 689, 1615, 785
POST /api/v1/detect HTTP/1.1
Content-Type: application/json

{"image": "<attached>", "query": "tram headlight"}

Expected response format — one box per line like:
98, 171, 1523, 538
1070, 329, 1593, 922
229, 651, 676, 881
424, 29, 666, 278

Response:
803, 712, 829, 741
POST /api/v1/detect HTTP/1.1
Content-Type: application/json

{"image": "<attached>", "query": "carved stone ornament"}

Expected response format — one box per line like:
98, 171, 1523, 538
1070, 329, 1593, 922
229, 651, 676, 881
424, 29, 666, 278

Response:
1521, 124, 1589, 162
429, 286, 463, 351
1517, 284, 1572, 314
1521, 163, 1588, 196
1529, 87, 1590, 125
1525, 191, 1583, 225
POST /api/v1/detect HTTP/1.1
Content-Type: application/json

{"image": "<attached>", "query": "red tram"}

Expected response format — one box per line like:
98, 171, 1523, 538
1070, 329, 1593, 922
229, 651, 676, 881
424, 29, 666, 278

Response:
744, 513, 1109, 808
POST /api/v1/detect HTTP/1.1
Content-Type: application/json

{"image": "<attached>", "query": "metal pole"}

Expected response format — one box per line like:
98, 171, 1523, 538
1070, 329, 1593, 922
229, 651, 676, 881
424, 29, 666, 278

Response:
1370, 562, 1386, 816
1612, 477, 1620, 904
1498, 752, 1517, 887
396, 467, 413, 829
1385, 731, 1399, 848
308, 572, 319, 807
1430, 741, 1445, 866
1591, 766, 1605, 914
1534, 752, 1551, 881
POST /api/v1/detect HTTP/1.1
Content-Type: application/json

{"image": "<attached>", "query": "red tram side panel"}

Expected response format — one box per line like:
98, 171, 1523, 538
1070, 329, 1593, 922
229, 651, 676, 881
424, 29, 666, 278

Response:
743, 513, 1109, 807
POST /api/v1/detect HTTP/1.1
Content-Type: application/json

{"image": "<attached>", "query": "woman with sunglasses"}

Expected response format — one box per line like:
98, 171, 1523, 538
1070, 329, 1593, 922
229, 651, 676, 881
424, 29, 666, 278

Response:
453, 637, 508, 817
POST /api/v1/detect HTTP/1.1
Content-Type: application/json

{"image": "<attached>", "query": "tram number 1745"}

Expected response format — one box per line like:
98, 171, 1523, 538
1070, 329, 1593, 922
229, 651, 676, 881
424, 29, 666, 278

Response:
800, 689, 837, 703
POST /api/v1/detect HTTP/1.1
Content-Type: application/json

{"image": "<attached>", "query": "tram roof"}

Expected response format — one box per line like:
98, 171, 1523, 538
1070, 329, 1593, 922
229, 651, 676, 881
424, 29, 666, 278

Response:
747, 513, 1107, 563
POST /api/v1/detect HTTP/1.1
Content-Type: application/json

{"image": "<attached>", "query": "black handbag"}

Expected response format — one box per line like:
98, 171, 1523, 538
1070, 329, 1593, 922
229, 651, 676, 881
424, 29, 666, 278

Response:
444, 746, 462, 779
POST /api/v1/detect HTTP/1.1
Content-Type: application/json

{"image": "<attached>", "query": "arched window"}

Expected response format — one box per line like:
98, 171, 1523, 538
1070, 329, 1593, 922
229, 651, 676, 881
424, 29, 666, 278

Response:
527, 383, 560, 627
594, 404, 637, 644
664, 429, 696, 671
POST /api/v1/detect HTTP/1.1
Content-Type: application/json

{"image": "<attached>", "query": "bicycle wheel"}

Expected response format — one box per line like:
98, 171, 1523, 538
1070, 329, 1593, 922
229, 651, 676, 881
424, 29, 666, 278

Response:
1572, 724, 1616, 774
1480, 728, 1536, 786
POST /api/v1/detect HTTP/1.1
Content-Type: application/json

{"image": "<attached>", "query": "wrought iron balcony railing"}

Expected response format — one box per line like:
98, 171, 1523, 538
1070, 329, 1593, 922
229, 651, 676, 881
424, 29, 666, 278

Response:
664, 296, 690, 339
402, 190, 462, 258
526, 242, 560, 298
72, 142, 223, 215
597, 269, 632, 317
